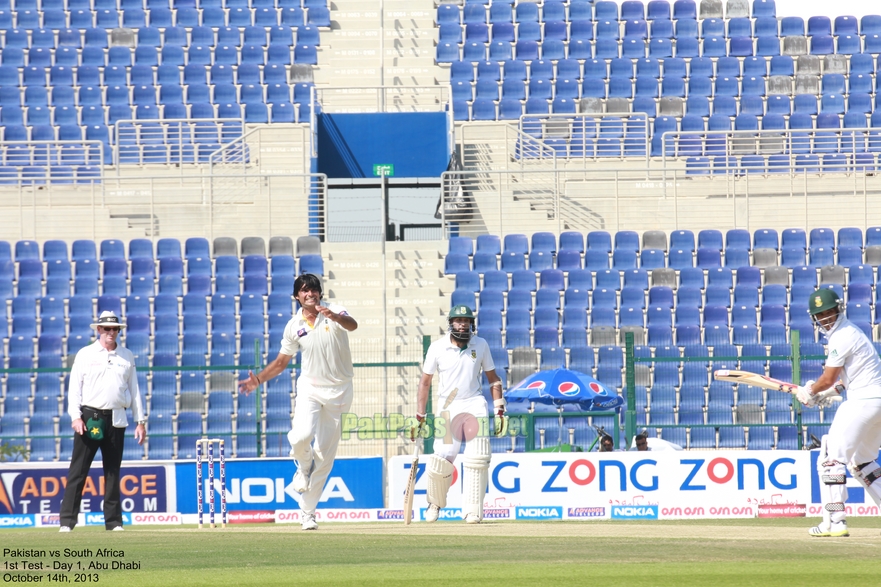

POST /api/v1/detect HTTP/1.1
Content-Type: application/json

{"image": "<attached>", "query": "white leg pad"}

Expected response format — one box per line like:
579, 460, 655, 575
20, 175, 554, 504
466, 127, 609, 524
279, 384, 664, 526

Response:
426, 455, 455, 510
818, 435, 848, 524
462, 436, 491, 523
848, 461, 881, 508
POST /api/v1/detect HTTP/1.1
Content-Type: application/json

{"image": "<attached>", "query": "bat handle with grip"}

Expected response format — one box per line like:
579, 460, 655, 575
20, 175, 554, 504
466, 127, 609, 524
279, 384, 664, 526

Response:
410, 413, 426, 443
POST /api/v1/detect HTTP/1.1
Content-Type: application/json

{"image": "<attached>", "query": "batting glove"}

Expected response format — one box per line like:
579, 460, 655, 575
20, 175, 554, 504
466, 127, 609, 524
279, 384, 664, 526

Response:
493, 398, 508, 437
410, 413, 426, 442
796, 380, 816, 407
814, 383, 845, 408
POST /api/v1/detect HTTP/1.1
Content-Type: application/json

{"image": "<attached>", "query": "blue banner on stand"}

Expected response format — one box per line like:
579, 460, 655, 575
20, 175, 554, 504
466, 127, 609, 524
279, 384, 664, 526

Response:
0, 465, 168, 515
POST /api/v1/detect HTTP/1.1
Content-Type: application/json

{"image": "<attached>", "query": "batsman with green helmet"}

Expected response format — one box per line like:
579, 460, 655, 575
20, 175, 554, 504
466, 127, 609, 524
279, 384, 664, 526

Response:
798, 288, 881, 537
413, 304, 506, 524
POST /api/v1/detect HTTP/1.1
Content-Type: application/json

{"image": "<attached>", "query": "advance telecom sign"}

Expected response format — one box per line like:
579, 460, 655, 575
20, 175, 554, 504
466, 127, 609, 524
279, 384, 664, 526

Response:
0, 463, 171, 516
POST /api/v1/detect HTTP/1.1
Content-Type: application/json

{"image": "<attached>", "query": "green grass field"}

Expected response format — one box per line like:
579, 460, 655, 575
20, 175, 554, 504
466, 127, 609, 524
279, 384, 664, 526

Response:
3, 519, 880, 586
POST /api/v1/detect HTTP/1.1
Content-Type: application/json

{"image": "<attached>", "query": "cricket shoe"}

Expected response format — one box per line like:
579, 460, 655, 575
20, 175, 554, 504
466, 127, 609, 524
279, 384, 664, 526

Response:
464, 513, 481, 524
424, 504, 440, 523
292, 462, 313, 493
58, 527, 72, 533
809, 521, 849, 537
301, 514, 318, 531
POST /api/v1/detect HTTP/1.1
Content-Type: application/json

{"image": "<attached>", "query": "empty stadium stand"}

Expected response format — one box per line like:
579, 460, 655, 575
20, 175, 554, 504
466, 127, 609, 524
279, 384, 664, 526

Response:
0, 235, 315, 459
0, 0, 339, 174
441, 0, 881, 173
441, 226, 875, 450
6, 1, 881, 460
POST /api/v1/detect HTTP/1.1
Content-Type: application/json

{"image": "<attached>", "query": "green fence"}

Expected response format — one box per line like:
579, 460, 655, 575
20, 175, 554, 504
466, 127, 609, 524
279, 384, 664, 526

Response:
623, 330, 825, 451
15, 326, 816, 459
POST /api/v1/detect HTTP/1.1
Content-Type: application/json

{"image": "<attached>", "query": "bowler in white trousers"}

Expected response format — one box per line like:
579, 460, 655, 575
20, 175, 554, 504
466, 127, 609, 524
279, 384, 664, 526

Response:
239, 273, 357, 531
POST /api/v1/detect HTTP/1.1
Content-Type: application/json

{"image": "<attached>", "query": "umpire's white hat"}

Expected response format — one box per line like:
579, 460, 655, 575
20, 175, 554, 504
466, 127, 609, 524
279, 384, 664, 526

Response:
91, 310, 126, 329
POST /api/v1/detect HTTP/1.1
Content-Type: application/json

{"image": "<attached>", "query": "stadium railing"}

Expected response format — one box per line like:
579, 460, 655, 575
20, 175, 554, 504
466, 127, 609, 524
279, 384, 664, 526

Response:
438, 167, 881, 239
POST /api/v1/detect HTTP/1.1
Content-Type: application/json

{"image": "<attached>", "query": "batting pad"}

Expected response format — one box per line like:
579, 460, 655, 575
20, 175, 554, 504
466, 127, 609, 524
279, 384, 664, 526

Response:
462, 437, 491, 522
426, 455, 455, 510
818, 437, 847, 524
849, 461, 881, 508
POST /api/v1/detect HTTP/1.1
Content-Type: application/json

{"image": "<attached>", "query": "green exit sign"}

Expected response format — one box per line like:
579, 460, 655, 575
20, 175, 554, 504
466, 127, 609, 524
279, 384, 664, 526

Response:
373, 164, 394, 177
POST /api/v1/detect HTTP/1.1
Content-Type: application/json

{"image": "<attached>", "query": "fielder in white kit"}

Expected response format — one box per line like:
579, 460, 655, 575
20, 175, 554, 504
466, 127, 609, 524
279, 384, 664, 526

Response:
414, 305, 507, 524
239, 273, 357, 531
797, 288, 881, 537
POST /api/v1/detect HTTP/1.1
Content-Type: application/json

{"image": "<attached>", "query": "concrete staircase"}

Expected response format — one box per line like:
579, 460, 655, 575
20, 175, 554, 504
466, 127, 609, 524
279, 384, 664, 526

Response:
323, 240, 450, 354
322, 239, 455, 459
315, 0, 441, 100
237, 124, 312, 175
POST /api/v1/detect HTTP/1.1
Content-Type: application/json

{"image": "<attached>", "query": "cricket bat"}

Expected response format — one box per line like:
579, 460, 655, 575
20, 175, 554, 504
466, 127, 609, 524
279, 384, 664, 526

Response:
712, 369, 843, 403
403, 440, 420, 526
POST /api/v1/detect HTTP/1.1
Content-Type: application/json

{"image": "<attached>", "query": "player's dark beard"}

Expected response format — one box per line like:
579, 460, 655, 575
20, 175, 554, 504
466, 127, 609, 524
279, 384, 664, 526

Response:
450, 322, 472, 343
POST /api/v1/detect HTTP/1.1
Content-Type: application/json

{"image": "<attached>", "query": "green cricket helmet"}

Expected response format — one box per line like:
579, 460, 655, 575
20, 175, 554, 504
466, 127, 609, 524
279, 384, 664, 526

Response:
808, 288, 844, 334
808, 288, 841, 315
448, 305, 475, 320
448, 305, 475, 343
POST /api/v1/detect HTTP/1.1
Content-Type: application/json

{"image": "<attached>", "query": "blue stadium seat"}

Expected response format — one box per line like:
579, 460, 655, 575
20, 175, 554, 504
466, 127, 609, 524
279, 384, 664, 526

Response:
848, 268, 874, 289
444, 254, 470, 275
838, 246, 863, 267
850, 53, 876, 76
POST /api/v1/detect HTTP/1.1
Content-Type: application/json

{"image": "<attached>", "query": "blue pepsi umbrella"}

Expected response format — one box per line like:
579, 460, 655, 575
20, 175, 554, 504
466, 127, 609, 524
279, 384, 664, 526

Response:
505, 368, 625, 411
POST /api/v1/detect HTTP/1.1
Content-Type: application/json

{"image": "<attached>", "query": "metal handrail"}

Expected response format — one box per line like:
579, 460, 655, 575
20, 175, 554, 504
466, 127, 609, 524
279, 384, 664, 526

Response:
114, 117, 245, 173
660, 125, 880, 170
518, 111, 653, 167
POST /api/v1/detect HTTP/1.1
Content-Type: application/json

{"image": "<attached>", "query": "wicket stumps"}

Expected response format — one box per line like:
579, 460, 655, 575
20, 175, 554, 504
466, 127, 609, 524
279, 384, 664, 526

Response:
195, 438, 227, 529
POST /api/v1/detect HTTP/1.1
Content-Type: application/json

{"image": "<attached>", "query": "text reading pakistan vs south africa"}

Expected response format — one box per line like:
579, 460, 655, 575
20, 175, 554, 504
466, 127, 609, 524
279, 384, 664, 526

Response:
2, 548, 141, 583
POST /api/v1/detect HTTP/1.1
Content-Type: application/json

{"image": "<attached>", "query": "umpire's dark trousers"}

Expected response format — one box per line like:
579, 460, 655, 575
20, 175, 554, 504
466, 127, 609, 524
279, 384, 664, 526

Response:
59, 407, 127, 530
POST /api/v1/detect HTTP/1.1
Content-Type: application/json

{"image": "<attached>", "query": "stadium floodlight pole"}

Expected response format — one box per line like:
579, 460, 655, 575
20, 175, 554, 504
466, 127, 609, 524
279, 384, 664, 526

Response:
791, 329, 803, 450
255, 338, 262, 457
624, 331, 636, 449
380, 170, 389, 467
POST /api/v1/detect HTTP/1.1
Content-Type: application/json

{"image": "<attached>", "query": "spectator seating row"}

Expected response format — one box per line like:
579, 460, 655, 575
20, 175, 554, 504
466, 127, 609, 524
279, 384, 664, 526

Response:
438, 0, 790, 27
451, 54, 881, 86
2, 234, 320, 260
445, 228, 881, 273
446, 228, 881, 256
